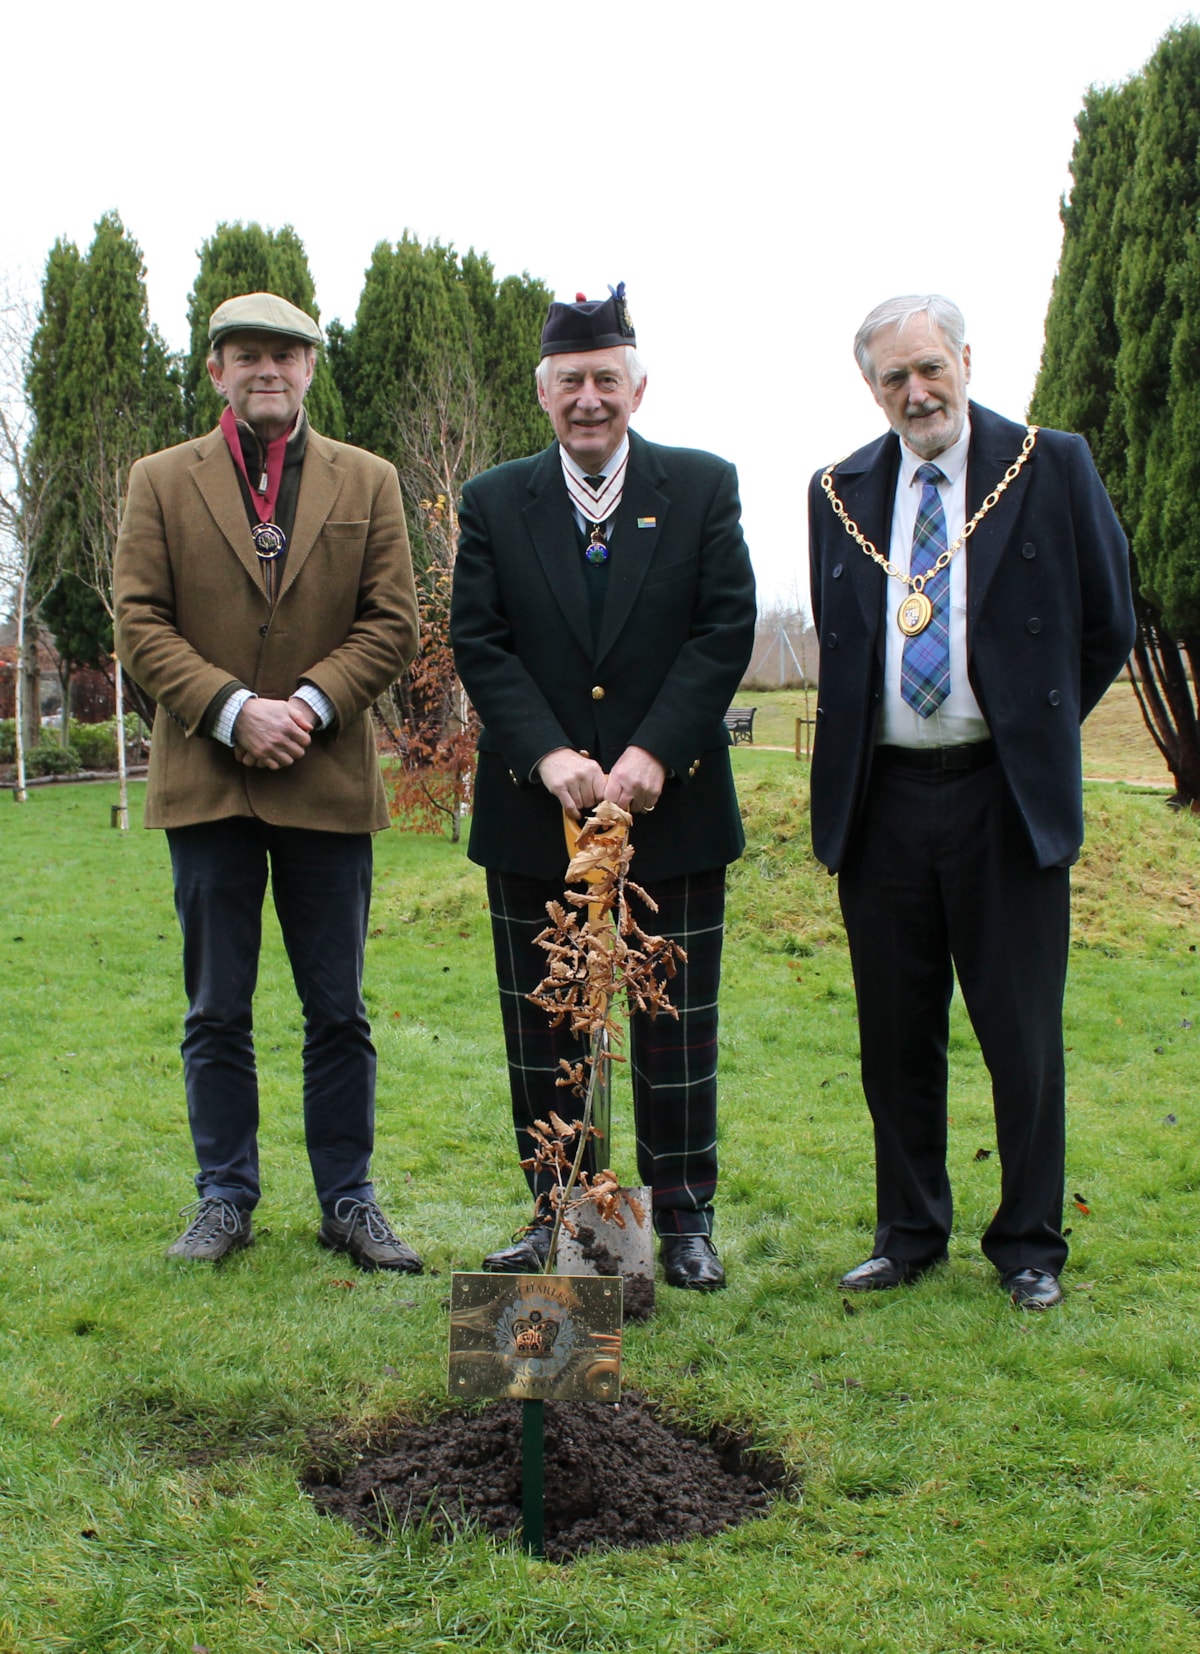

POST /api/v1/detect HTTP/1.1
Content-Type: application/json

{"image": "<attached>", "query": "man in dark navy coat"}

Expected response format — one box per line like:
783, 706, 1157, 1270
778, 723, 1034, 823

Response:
451, 286, 756, 1289
808, 294, 1134, 1309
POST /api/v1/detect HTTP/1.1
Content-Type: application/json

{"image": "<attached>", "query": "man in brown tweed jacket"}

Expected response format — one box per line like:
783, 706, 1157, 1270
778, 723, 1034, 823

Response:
115, 292, 422, 1271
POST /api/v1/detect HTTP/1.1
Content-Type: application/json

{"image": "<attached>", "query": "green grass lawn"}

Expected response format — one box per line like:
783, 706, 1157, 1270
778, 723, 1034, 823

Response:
1, 762, 1198, 1652
741, 682, 1169, 785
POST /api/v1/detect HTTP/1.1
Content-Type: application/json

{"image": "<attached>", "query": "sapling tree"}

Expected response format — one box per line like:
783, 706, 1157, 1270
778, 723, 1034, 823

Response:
523, 801, 683, 1268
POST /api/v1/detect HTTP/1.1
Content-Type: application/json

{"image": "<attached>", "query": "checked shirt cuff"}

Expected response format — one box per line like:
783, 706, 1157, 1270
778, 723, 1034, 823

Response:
214, 689, 256, 747
293, 683, 335, 730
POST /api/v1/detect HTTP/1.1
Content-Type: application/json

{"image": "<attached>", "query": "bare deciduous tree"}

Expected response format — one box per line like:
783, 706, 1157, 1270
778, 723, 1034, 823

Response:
73, 395, 144, 827
382, 359, 495, 840
0, 284, 58, 803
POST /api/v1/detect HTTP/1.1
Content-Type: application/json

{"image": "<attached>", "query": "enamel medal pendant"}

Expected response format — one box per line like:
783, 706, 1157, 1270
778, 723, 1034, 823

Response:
585, 526, 609, 565
897, 589, 933, 636
252, 522, 286, 561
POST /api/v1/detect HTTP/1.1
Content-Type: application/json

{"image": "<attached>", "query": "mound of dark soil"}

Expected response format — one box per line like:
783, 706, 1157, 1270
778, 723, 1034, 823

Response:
307, 1389, 786, 1561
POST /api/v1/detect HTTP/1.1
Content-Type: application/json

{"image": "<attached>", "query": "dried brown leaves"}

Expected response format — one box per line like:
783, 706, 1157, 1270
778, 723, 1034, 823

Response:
527, 801, 685, 1055
522, 803, 680, 1249
520, 1113, 647, 1236
519, 1112, 639, 1234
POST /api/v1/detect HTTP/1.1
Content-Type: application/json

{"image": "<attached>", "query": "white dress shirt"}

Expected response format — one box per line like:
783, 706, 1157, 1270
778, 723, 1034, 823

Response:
877, 415, 990, 748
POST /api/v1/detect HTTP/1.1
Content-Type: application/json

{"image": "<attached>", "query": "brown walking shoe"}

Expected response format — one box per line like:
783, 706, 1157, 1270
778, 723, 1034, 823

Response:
318, 1198, 423, 1273
167, 1197, 253, 1262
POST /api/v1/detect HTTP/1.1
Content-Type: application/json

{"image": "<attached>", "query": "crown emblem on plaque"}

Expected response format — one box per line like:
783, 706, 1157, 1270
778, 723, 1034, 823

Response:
512, 1310, 561, 1357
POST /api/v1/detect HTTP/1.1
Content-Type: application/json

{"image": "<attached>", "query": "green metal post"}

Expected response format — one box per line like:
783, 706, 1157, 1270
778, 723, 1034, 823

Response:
522, 1399, 545, 1556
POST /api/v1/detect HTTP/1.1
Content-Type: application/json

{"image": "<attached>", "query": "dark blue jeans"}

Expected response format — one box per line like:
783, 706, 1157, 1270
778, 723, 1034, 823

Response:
167, 819, 377, 1216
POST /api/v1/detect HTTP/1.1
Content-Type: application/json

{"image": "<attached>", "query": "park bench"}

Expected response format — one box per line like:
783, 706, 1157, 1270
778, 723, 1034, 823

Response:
724, 706, 757, 745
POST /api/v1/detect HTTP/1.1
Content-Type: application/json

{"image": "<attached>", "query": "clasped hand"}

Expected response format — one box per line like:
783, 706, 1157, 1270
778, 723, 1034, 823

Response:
536, 745, 665, 820
233, 696, 316, 769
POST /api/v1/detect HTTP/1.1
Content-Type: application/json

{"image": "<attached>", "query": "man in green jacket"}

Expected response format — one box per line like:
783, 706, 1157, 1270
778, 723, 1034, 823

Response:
451, 286, 756, 1290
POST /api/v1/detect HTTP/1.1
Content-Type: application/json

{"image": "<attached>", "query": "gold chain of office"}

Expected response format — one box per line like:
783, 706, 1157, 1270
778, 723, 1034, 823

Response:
819, 426, 1039, 637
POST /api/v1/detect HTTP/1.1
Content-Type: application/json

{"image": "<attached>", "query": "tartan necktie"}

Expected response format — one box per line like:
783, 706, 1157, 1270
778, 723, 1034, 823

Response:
901, 462, 951, 716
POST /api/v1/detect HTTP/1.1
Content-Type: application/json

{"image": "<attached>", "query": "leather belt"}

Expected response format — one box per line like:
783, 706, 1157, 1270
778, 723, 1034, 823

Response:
873, 740, 995, 773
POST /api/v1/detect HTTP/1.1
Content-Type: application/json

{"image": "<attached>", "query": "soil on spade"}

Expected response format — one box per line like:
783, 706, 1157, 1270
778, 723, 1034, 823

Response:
306, 1389, 787, 1562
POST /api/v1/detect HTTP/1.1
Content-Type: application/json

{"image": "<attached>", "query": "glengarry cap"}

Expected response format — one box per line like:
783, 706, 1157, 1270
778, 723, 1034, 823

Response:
540, 282, 636, 357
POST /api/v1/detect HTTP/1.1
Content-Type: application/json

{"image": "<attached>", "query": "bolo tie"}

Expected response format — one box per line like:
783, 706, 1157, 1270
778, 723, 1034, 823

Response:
219, 406, 289, 603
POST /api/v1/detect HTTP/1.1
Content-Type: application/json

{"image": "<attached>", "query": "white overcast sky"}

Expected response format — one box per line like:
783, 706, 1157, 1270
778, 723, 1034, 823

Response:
6, 0, 1194, 609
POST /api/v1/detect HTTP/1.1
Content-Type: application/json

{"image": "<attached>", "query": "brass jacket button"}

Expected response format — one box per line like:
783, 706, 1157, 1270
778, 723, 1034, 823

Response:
579, 749, 590, 759
591, 685, 605, 701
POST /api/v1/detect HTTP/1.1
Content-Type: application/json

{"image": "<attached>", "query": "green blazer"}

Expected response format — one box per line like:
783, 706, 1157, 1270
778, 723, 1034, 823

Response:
450, 432, 757, 883
114, 424, 418, 833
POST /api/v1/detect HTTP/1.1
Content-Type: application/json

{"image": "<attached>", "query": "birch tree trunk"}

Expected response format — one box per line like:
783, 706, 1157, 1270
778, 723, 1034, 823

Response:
13, 568, 29, 804
112, 654, 129, 829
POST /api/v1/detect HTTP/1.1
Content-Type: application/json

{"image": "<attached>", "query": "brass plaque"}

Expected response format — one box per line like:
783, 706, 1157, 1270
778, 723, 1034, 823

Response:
447, 1272, 623, 1403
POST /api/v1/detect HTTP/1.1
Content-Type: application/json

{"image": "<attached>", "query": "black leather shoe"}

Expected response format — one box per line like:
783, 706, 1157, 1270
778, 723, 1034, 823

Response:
839, 1253, 947, 1291
661, 1235, 726, 1291
1002, 1268, 1063, 1310
318, 1198, 423, 1273
482, 1222, 552, 1274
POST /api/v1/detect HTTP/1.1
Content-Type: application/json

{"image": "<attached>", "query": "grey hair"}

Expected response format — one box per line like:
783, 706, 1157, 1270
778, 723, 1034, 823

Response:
536, 345, 647, 394
854, 295, 966, 380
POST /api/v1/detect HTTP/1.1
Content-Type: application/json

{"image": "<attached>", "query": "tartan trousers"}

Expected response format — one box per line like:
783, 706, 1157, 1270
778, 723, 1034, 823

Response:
485, 865, 727, 1237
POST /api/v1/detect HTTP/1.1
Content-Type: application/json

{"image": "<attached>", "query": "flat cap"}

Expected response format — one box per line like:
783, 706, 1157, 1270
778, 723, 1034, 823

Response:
540, 282, 636, 357
208, 292, 323, 348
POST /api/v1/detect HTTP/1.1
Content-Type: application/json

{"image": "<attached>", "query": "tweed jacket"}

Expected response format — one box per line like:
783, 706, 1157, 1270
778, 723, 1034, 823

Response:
450, 431, 757, 884
114, 424, 418, 833
807, 402, 1136, 873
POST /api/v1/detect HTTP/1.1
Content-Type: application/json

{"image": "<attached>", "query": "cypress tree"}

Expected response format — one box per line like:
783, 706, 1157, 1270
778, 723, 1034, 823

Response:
328, 235, 550, 835
332, 234, 552, 464
489, 271, 556, 461
330, 234, 550, 564
1033, 25, 1200, 801
1030, 81, 1141, 505
33, 213, 184, 685
26, 238, 83, 621
185, 221, 344, 438
1114, 24, 1200, 633
334, 235, 468, 454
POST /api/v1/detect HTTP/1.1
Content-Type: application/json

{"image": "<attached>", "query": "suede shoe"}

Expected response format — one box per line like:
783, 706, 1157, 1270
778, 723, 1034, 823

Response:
482, 1222, 553, 1274
318, 1198, 423, 1273
167, 1197, 253, 1262
839, 1253, 947, 1291
661, 1234, 726, 1291
1002, 1267, 1063, 1310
